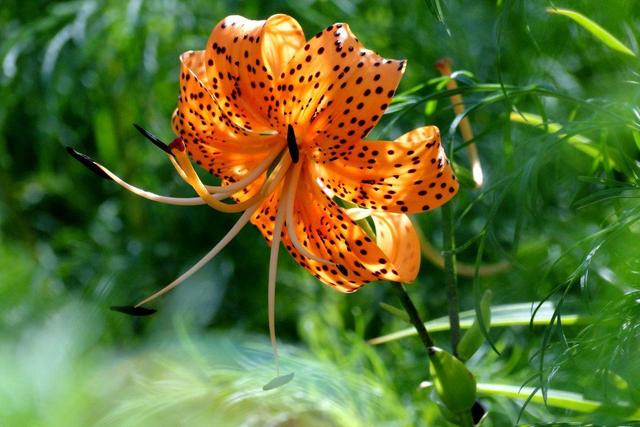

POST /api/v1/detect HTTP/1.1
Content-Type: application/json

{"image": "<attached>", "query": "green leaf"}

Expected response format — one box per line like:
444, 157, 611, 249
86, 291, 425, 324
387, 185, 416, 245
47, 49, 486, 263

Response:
429, 347, 477, 413
424, 99, 438, 117
509, 111, 604, 161
546, 7, 636, 57
379, 302, 410, 323
457, 290, 492, 361
633, 131, 640, 152
475, 382, 639, 417
423, 0, 445, 23
368, 302, 584, 345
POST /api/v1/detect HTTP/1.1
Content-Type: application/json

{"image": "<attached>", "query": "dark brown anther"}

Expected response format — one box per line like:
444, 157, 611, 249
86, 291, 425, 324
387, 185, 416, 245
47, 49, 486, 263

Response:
65, 147, 112, 181
287, 124, 299, 163
110, 305, 157, 316
133, 123, 174, 156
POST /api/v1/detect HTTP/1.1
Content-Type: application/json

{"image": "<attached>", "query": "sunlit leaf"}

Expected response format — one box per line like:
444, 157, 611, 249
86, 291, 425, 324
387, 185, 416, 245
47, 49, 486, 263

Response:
546, 7, 636, 57
368, 303, 584, 345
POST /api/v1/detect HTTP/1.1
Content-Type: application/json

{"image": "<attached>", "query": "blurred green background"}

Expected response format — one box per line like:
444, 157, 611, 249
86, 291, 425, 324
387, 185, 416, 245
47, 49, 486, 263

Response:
1, 0, 640, 426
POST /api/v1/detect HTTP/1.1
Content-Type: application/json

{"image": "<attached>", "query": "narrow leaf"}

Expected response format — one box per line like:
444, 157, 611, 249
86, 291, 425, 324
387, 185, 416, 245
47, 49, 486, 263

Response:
546, 7, 636, 57
379, 302, 410, 323
457, 290, 492, 361
368, 302, 584, 345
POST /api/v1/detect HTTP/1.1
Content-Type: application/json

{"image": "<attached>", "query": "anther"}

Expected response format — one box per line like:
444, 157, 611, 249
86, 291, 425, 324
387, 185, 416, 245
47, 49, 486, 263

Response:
66, 147, 113, 181
169, 137, 186, 152
286, 124, 299, 163
110, 305, 157, 316
133, 123, 174, 156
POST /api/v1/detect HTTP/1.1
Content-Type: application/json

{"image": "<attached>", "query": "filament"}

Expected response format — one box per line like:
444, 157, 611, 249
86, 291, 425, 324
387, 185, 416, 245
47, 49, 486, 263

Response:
170, 148, 283, 195
172, 147, 266, 213
135, 204, 260, 307
268, 186, 287, 375
94, 161, 209, 206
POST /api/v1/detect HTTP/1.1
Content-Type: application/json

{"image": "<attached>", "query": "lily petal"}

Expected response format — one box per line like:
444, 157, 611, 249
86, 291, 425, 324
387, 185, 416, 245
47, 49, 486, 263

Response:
276, 23, 371, 137
253, 166, 419, 291
306, 55, 405, 155
316, 126, 459, 214
173, 50, 283, 198
204, 15, 305, 133
370, 213, 420, 283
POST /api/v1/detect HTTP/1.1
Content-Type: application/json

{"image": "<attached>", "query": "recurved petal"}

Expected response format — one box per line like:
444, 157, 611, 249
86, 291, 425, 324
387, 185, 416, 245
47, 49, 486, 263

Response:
173, 50, 282, 193
305, 54, 405, 158
275, 23, 403, 140
204, 15, 305, 133
286, 167, 416, 291
369, 212, 420, 283
315, 126, 459, 214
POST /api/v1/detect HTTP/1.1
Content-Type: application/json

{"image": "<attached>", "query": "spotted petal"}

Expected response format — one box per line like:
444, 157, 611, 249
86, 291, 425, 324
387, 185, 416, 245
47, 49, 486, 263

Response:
315, 126, 459, 214
173, 50, 282, 198
254, 166, 423, 291
275, 23, 403, 145
370, 212, 420, 283
204, 14, 305, 133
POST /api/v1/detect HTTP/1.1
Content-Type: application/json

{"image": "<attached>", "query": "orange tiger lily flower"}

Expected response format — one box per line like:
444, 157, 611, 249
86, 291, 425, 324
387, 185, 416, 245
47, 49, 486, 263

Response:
68, 14, 458, 360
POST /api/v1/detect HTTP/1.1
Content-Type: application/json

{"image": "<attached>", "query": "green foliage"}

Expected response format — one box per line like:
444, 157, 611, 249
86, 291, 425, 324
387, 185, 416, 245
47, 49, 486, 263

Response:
429, 347, 477, 415
1, 0, 640, 426
457, 289, 492, 361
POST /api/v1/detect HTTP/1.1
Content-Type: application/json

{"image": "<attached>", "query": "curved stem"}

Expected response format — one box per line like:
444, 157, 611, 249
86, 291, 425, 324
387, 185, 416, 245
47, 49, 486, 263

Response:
389, 282, 435, 355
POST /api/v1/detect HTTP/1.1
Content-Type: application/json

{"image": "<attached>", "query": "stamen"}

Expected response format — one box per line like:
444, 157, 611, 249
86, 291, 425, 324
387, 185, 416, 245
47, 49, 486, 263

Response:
286, 124, 299, 164
170, 146, 283, 195
170, 140, 266, 213
67, 147, 208, 206
268, 189, 287, 374
260, 154, 292, 196
284, 164, 333, 264
66, 147, 112, 180
135, 204, 260, 307
133, 124, 173, 156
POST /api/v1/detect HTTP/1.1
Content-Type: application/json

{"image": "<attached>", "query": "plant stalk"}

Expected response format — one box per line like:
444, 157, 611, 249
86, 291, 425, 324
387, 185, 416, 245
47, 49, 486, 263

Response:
390, 282, 435, 355
442, 202, 461, 355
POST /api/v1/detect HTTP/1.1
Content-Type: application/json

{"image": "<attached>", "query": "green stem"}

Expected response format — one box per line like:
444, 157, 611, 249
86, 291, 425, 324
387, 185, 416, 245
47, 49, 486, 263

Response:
442, 202, 461, 355
390, 282, 435, 355
457, 411, 475, 427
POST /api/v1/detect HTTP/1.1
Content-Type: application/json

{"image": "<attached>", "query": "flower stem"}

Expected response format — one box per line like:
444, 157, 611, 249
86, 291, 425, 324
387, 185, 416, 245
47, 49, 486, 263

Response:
442, 202, 461, 356
390, 282, 435, 355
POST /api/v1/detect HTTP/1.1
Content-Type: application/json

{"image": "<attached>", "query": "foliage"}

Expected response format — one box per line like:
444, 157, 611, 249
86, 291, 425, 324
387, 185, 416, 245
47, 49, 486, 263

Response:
1, 0, 639, 425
